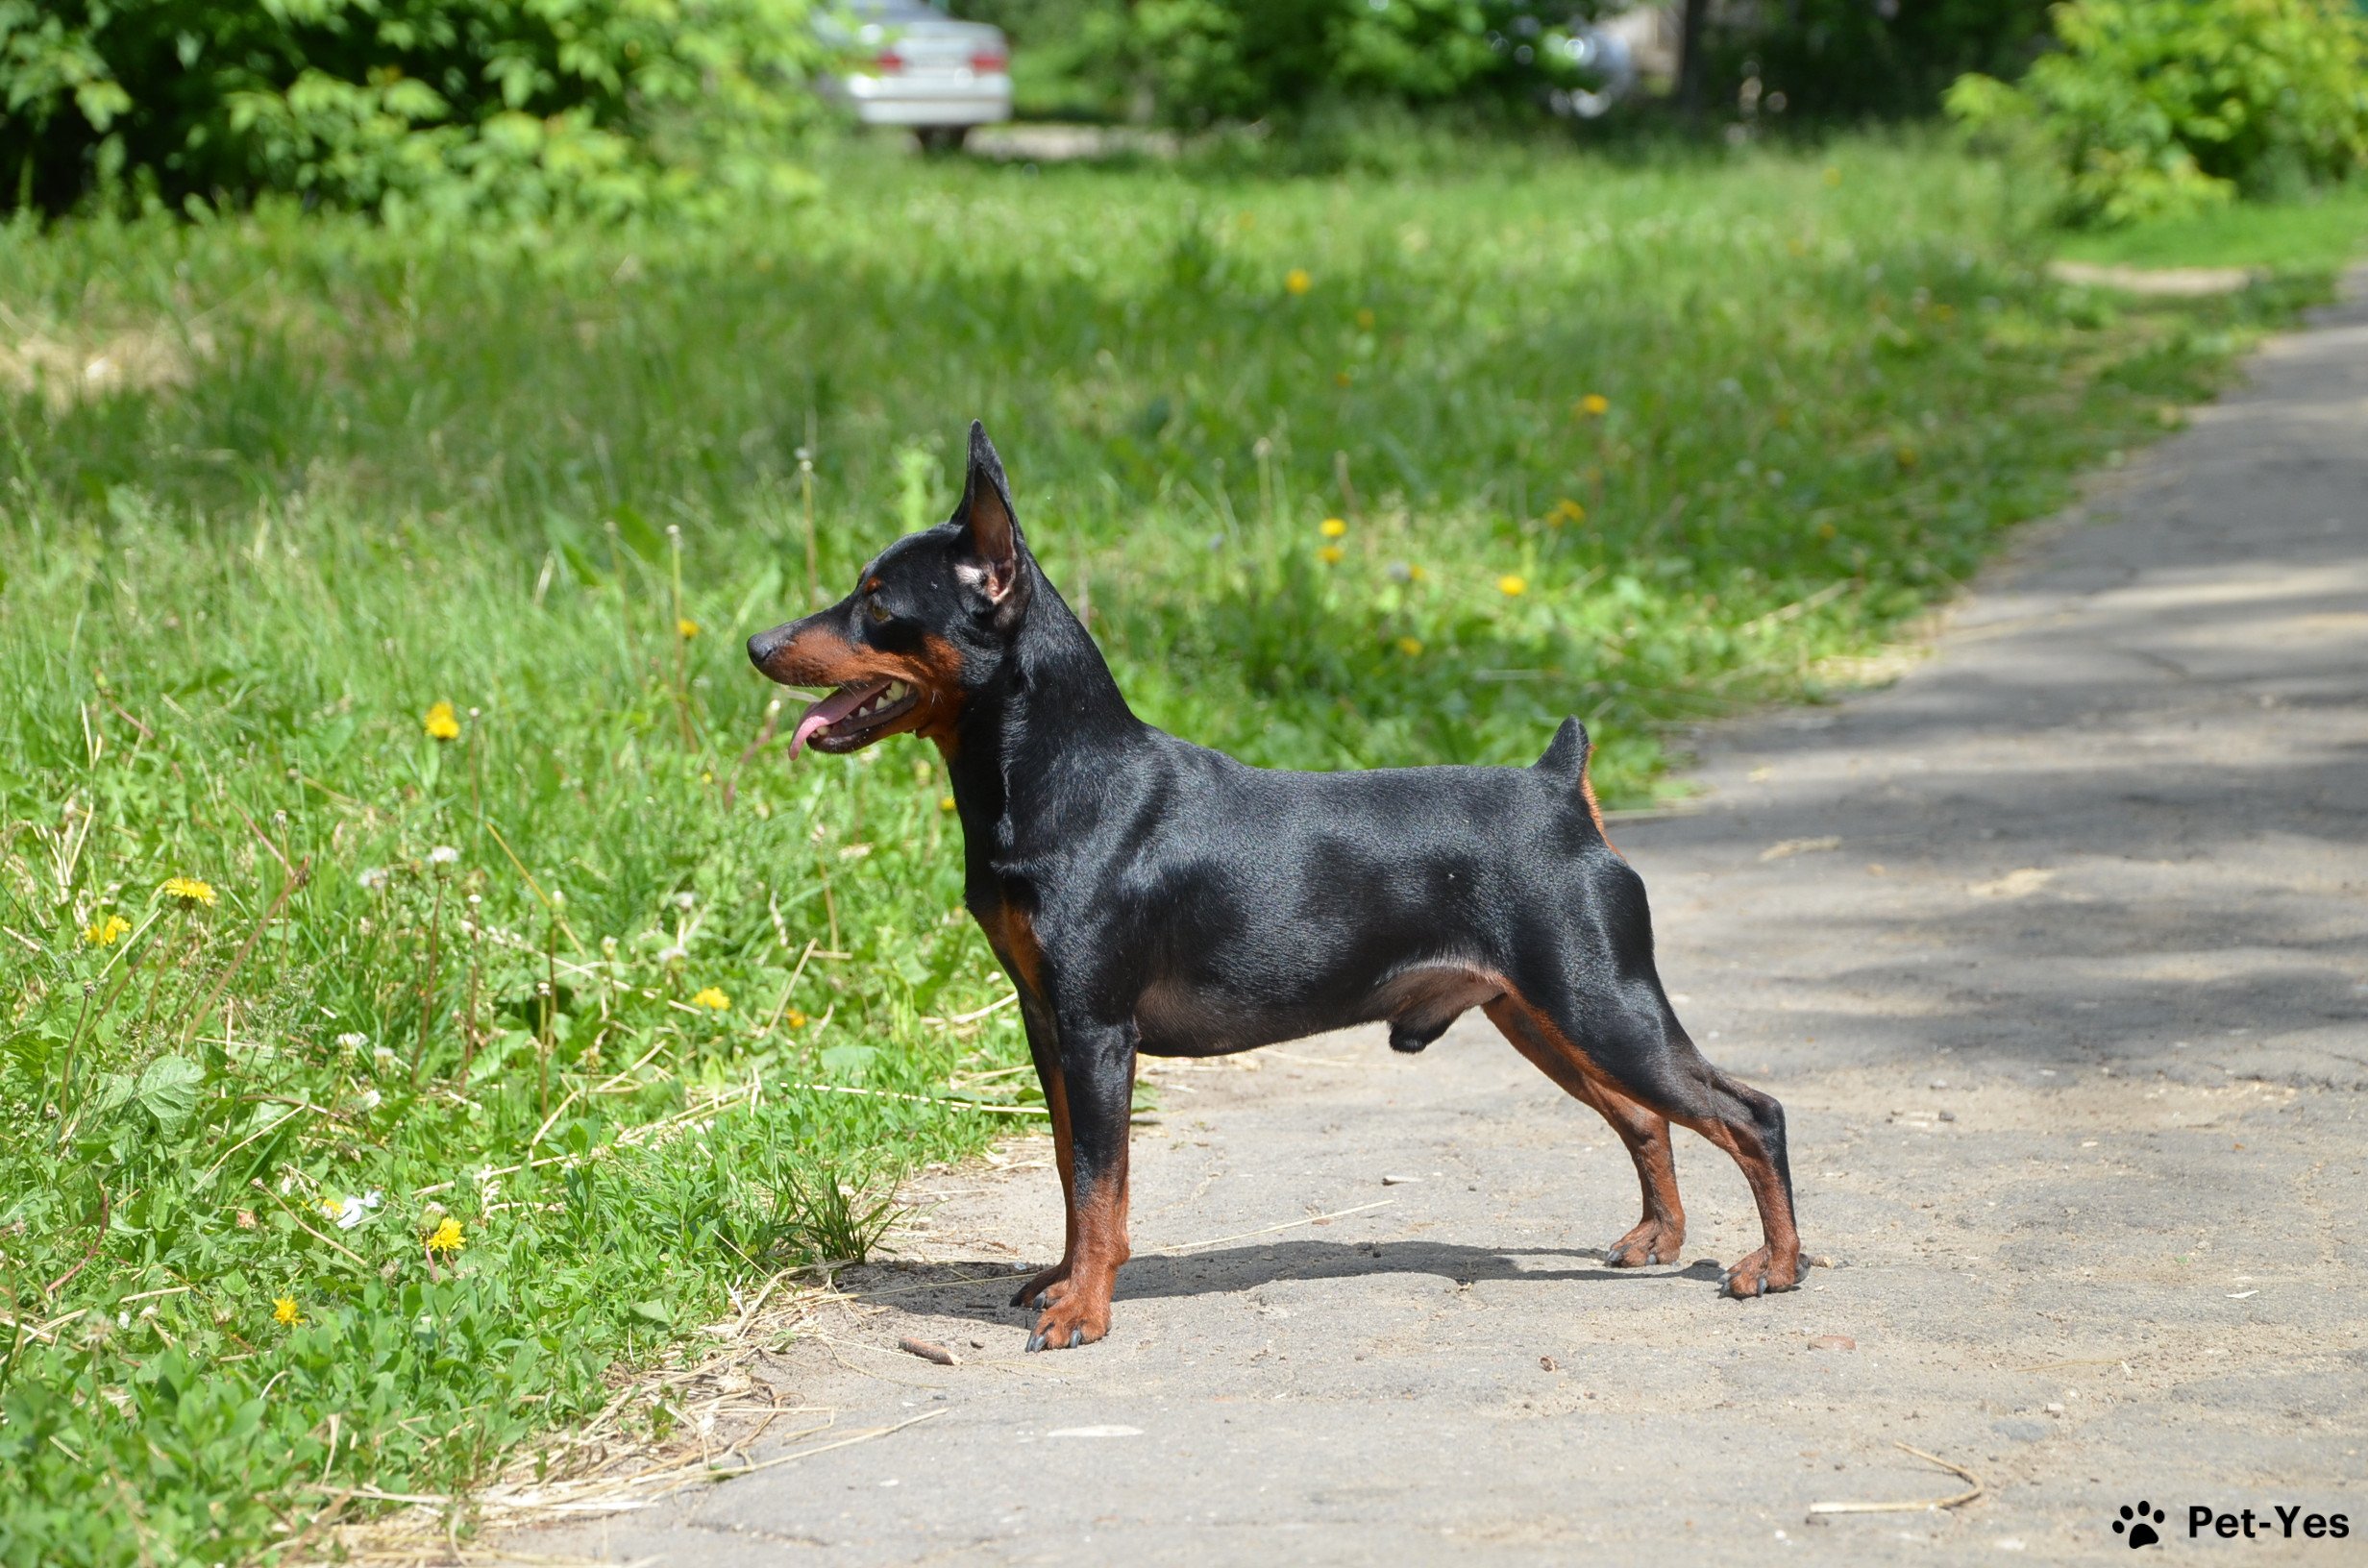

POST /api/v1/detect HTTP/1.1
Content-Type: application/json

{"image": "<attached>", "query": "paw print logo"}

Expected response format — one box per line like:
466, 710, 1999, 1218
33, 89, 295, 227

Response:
2114, 1501, 2165, 1548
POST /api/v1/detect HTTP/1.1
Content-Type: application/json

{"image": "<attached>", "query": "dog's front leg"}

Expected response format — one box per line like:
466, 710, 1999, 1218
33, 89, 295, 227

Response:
1025, 1017, 1136, 1352
1011, 1006, 1076, 1311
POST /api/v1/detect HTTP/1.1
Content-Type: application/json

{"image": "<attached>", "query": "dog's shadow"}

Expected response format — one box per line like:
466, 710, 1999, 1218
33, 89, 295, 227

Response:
839, 1240, 1724, 1328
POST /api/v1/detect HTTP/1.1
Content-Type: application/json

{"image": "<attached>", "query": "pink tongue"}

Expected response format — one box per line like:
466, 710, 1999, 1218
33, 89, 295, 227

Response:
789, 681, 886, 759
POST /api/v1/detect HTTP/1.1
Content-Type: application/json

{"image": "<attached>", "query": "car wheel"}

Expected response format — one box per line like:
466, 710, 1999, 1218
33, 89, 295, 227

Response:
915, 126, 970, 155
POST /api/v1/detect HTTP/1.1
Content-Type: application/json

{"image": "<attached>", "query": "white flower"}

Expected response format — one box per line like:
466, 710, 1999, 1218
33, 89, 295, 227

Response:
428, 845, 459, 867
672, 891, 697, 910
336, 1032, 369, 1052
353, 1089, 382, 1113
331, 1190, 383, 1230
656, 944, 687, 966
358, 867, 389, 892
372, 1044, 397, 1069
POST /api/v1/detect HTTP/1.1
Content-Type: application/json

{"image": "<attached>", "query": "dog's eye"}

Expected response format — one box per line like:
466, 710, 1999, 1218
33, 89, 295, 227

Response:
866, 598, 892, 625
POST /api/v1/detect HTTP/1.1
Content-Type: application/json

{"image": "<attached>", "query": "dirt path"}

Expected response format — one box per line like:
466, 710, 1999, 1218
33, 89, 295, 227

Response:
516, 275, 2368, 1565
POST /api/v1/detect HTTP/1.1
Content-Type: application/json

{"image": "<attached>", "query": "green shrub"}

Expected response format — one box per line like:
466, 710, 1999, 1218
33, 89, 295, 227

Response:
0, 0, 830, 221
1948, 0, 2368, 227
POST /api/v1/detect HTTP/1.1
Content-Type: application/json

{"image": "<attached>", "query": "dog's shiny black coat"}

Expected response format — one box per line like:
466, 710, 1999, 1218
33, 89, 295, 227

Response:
749, 424, 1801, 1350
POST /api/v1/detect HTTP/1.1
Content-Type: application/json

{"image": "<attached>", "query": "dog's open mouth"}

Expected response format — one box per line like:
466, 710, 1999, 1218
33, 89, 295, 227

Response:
789, 677, 922, 756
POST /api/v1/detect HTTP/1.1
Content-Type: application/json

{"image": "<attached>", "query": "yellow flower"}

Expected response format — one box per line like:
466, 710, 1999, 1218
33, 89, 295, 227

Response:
319, 1198, 342, 1219
692, 987, 730, 1011
1334, 370, 1352, 388
939, 795, 957, 813
1497, 575, 1528, 598
425, 1216, 464, 1256
678, 618, 700, 640
1318, 544, 1345, 565
1285, 268, 1312, 296
786, 1009, 809, 1030
273, 1295, 301, 1327
1822, 165, 1842, 186
423, 701, 460, 742
1575, 393, 1610, 419
1407, 563, 1428, 581
1320, 518, 1347, 538
160, 876, 216, 908
1547, 499, 1586, 527
1818, 521, 1838, 541
83, 914, 131, 947
1356, 307, 1376, 331
1396, 636, 1424, 656
1894, 443, 1920, 470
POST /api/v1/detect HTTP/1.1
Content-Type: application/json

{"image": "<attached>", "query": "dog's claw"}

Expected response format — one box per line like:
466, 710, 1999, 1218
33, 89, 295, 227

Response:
1025, 1332, 1045, 1352
1069, 1328, 1083, 1349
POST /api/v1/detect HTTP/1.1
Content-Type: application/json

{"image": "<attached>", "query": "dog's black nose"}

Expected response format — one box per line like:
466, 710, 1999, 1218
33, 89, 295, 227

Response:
748, 625, 788, 672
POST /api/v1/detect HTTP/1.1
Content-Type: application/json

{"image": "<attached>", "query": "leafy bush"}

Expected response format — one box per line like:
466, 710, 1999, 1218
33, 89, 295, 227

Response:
0, 0, 829, 221
1948, 0, 2368, 227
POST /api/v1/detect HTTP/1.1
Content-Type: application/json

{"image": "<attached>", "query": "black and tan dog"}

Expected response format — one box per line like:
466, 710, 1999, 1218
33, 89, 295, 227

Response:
749, 424, 1800, 1351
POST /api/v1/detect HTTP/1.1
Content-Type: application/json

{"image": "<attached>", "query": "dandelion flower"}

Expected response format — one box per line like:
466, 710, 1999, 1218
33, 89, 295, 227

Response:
1356, 307, 1376, 331
1575, 393, 1610, 419
692, 987, 730, 1011
1318, 544, 1345, 565
1396, 636, 1425, 656
1497, 575, 1528, 598
428, 845, 459, 868
1894, 444, 1920, 470
1285, 268, 1312, 296
273, 1296, 301, 1327
336, 1032, 369, 1053
425, 1216, 465, 1256
1548, 499, 1587, 527
1320, 518, 1347, 538
787, 1009, 809, 1030
1334, 371, 1352, 388
161, 876, 216, 908
678, 617, 700, 639
1822, 165, 1842, 186
1408, 563, 1428, 581
83, 914, 131, 947
329, 1191, 382, 1229
358, 867, 389, 892
656, 944, 687, 966
939, 795, 957, 813
423, 701, 461, 742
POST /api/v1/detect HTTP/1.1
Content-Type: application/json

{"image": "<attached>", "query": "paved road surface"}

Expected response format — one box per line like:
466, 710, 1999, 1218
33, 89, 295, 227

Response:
520, 274, 2367, 1565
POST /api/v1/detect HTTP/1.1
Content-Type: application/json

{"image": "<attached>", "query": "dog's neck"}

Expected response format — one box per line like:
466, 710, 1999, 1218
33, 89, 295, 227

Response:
944, 557, 1144, 864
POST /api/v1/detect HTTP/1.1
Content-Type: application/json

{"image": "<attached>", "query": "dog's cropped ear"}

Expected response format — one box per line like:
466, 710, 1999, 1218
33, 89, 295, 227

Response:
951, 420, 1024, 607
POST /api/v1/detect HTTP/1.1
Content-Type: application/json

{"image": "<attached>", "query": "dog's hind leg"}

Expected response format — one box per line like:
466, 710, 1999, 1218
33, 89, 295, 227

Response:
1486, 984, 1798, 1299
1481, 1006, 1687, 1266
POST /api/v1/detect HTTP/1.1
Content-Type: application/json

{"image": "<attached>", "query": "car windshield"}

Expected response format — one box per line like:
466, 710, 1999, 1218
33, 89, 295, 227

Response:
843, 0, 949, 19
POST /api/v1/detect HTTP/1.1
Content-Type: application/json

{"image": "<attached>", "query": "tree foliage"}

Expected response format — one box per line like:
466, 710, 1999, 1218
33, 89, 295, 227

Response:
1948, 0, 2368, 226
0, 0, 829, 220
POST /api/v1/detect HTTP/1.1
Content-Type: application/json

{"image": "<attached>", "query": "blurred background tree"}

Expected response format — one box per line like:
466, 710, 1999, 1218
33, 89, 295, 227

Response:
0, 0, 830, 220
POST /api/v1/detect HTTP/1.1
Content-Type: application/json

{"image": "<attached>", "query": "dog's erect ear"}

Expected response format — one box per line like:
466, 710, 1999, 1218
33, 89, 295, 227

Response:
951, 420, 1024, 605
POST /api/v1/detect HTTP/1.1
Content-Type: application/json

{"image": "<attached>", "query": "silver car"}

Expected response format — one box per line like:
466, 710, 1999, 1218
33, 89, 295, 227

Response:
825, 0, 1013, 152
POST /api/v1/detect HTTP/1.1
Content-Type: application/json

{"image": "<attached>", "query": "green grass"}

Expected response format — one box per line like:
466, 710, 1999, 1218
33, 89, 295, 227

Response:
2055, 183, 2368, 272
0, 134, 2325, 1566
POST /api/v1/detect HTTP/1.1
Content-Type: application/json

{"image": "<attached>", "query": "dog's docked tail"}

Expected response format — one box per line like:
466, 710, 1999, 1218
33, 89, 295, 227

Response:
1534, 717, 1618, 851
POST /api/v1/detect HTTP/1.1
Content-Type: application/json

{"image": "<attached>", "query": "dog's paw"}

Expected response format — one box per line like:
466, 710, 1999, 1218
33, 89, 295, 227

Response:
1024, 1292, 1110, 1352
1604, 1217, 1686, 1268
1009, 1263, 1072, 1310
1715, 1246, 1800, 1300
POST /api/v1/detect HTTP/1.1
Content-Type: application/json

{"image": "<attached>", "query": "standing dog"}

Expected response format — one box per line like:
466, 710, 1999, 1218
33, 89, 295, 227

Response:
749, 424, 1800, 1351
